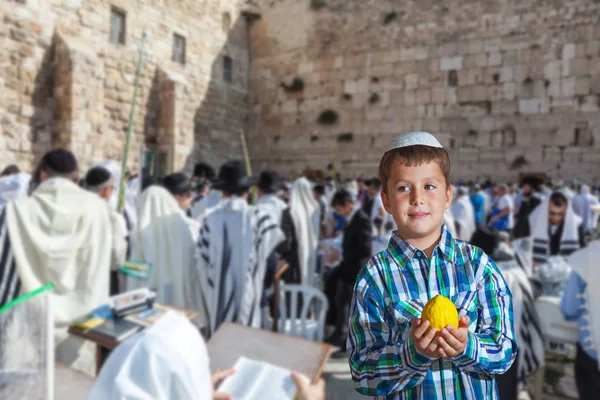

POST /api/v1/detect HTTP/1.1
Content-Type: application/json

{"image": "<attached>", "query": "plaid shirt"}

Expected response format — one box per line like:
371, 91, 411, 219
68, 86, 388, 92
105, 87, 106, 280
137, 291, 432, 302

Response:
347, 224, 516, 399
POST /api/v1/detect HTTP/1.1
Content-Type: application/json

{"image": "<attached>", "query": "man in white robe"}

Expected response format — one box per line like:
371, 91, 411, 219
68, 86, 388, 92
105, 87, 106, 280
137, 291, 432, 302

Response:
197, 161, 283, 337
0, 149, 112, 376
128, 186, 204, 327
85, 166, 128, 295
573, 184, 600, 234
256, 171, 287, 225
189, 162, 222, 223
0, 172, 31, 209
450, 186, 476, 242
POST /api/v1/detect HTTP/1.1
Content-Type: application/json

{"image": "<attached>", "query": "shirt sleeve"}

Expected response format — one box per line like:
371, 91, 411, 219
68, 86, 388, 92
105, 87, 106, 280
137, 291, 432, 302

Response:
450, 255, 517, 377
347, 266, 437, 396
561, 272, 585, 322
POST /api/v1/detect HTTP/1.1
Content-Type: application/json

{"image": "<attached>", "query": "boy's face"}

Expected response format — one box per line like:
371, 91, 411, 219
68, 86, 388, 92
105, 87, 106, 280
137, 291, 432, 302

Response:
381, 161, 452, 243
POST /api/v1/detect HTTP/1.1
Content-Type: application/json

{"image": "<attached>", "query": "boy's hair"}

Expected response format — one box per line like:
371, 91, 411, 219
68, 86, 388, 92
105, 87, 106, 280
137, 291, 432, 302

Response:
549, 192, 568, 207
331, 189, 353, 208
378, 145, 451, 194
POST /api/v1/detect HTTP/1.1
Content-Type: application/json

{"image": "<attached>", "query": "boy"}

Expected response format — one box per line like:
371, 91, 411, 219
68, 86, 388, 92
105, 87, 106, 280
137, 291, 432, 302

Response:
347, 132, 516, 399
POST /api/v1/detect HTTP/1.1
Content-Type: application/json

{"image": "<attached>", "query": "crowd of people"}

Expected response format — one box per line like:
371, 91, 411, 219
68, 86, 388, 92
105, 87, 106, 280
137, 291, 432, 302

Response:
0, 130, 598, 399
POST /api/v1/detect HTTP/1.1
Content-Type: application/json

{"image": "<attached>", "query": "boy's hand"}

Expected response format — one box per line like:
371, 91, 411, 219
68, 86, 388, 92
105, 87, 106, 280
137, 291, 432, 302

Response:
437, 316, 470, 358
410, 318, 439, 358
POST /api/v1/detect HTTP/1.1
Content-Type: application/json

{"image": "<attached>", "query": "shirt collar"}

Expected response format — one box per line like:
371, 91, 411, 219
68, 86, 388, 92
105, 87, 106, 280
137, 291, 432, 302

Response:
387, 224, 455, 269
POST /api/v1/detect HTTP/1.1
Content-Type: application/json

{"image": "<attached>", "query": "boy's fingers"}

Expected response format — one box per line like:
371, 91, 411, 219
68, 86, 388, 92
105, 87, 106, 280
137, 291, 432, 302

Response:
419, 326, 437, 348
440, 328, 462, 349
437, 337, 456, 357
459, 316, 470, 328
412, 319, 430, 339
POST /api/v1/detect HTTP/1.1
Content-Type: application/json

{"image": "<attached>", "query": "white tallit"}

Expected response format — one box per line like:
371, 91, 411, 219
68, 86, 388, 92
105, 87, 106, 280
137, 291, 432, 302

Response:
88, 312, 212, 400
500, 262, 545, 379
289, 178, 320, 286
529, 194, 582, 263
572, 184, 600, 232
568, 241, 600, 370
256, 193, 288, 226
130, 187, 204, 325
5, 177, 112, 374
0, 172, 31, 209
450, 190, 476, 242
197, 196, 283, 336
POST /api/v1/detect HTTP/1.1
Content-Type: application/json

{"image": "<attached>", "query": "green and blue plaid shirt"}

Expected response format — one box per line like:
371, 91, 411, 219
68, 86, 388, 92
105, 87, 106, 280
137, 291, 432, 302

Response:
347, 224, 516, 399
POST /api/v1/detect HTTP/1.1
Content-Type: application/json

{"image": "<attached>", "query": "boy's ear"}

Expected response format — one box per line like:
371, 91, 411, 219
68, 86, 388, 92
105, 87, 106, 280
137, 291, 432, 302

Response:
445, 184, 453, 210
381, 188, 392, 214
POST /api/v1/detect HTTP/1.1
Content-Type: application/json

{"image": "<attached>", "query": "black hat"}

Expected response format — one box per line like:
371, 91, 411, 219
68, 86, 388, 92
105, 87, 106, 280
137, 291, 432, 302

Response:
213, 161, 255, 192
162, 172, 191, 195
522, 175, 543, 189
41, 148, 78, 174
194, 162, 216, 181
85, 166, 113, 189
257, 171, 281, 194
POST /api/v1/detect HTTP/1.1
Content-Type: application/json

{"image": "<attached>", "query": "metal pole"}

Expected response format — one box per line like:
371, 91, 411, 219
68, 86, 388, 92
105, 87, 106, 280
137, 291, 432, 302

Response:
117, 32, 147, 212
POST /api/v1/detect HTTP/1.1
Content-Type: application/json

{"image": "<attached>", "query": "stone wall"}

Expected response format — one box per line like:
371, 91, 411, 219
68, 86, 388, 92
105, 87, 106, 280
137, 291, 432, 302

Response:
0, 0, 251, 173
249, 0, 600, 183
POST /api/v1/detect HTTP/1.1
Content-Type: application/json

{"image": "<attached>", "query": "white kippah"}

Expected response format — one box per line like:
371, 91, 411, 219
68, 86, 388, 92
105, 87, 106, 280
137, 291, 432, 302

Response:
386, 132, 444, 153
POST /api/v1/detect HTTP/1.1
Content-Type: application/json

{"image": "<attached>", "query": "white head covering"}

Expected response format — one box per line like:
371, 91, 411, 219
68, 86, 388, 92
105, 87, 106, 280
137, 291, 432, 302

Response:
0, 172, 31, 208
88, 312, 212, 400
386, 131, 443, 153
289, 177, 321, 286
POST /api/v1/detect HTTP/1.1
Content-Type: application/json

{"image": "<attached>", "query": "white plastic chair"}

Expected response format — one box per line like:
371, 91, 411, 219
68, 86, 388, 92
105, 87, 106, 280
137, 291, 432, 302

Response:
277, 284, 329, 342
532, 296, 579, 400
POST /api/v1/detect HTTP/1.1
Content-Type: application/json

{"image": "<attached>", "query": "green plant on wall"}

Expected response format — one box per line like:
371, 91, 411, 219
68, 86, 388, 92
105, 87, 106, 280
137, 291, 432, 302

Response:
310, 0, 327, 9
281, 78, 305, 92
317, 109, 339, 125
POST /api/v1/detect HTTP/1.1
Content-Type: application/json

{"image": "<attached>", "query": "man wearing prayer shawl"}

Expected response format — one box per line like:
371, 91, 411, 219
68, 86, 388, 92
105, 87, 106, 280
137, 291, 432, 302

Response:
197, 161, 284, 337
561, 241, 600, 398
277, 177, 321, 286
85, 166, 128, 295
572, 184, 600, 234
0, 149, 112, 376
128, 185, 204, 327
450, 186, 476, 242
529, 191, 585, 265
189, 162, 221, 222
0, 172, 31, 209
256, 171, 287, 225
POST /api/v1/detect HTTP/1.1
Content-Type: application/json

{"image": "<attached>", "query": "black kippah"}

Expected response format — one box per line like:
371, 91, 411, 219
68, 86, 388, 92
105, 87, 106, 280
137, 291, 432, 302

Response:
42, 148, 78, 174
85, 166, 112, 187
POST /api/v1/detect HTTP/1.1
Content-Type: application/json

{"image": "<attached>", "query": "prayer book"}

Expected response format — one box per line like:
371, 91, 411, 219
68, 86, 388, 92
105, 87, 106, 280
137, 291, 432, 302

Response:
217, 357, 308, 400
90, 318, 143, 341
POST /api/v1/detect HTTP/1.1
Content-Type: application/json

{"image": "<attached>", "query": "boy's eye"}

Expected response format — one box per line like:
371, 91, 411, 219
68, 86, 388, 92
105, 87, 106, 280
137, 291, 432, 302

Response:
397, 185, 410, 192
425, 184, 436, 191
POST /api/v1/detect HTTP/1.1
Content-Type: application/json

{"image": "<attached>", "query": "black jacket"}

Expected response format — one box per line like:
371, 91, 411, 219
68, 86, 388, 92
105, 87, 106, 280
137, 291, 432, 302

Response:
339, 209, 373, 284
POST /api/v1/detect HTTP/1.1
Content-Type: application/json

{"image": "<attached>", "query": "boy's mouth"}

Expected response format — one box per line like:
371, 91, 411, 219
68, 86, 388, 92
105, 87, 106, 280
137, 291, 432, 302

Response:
408, 212, 429, 219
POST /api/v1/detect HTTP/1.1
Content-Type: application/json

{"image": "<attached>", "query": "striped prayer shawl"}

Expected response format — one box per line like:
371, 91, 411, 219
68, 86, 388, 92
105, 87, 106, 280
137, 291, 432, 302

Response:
532, 234, 580, 264
198, 198, 283, 337
501, 257, 545, 381
0, 209, 20, 308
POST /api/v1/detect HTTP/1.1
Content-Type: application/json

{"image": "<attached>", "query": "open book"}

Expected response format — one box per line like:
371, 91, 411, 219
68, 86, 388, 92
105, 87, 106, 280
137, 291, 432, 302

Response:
217, 357, 307, 400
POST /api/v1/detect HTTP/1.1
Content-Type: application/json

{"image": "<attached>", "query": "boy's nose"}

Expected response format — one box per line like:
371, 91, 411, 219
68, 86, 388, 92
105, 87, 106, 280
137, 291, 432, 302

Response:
410, 188, 424, 205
